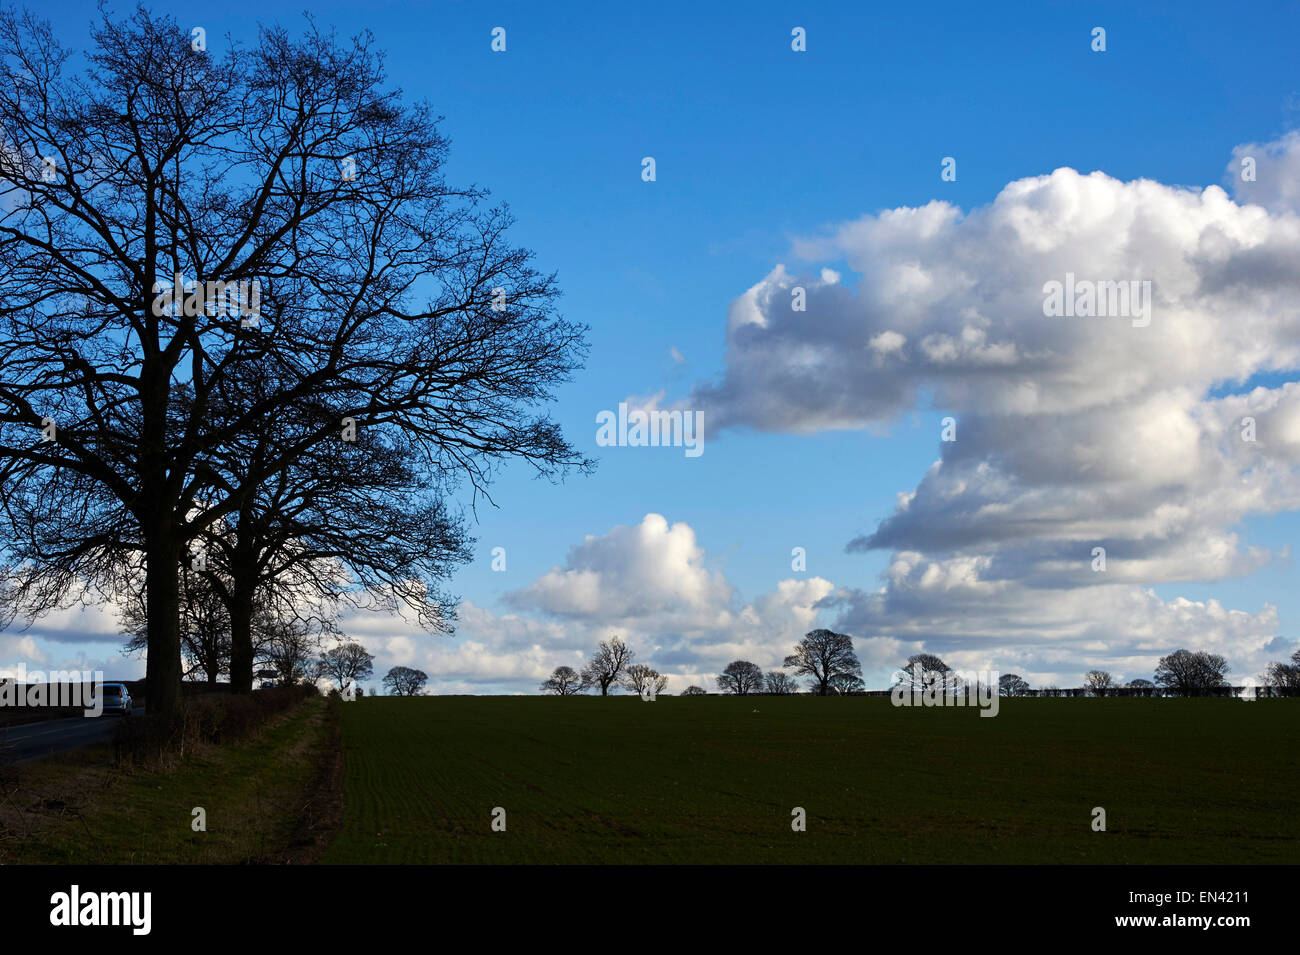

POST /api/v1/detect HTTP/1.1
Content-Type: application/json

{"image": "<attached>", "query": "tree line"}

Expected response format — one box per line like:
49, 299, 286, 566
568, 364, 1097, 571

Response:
541, 630, 864, 697
542, 636, 1300, 698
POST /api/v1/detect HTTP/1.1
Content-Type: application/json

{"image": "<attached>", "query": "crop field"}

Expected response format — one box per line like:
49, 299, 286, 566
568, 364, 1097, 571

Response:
320, 696, 1300, 864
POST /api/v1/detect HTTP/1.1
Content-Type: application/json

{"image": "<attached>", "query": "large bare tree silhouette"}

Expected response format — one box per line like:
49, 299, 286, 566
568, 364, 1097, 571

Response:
0, 8, 590, 714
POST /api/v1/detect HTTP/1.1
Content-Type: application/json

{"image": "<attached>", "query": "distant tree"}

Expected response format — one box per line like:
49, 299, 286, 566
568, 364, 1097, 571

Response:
716, 660, 765, 695
540, 665, 585, 695
622, 663, 668, 697
681, 685, 707, 696
1264, 649, 1300, 691
998, 674, 1030, 697
382, 666, 428, 696
896, 653, 958, 692
120, 565, 230, 686
828, 672, 866, 695
1041, 683, 1060, 698
764, 671, 799, 695
785, 630, 862, 697
1154, 649, 1230, 697
581, 637, 634, 696
1084, 670, 1114, 697
257, 611, 321, 686
1126, 678, 1155, 697
316, 642, 375, 693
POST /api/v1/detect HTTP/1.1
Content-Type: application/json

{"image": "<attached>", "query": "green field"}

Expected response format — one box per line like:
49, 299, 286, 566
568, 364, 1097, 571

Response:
321, 695, 1300, 864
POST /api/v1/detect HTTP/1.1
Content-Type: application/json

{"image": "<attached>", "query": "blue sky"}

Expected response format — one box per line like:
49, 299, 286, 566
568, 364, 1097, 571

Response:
9, 0, 1300, 693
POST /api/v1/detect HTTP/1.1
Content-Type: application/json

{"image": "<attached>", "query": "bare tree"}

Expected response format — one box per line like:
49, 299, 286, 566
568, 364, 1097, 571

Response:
828, 672, 865, 695
540, 665, 585, 696
190, 388, 471, 693
580, 637, 634, 696
998, 674, 1030, 697
764, 671, 798, 695
0, 8, 589, 714
716, 660, 764, 695
117, 467, 361, 693
785, 630, 862, 696
383, 666, 428, 697
257, 609, 322, 686
622, 663, 668, 697
120, 564, 230, 686
1084, 670, 1114, 697
1154, 649, 1229, 697
895, 653, 958, 693
316, 641, 375, 692
1264, 649, 1300, 692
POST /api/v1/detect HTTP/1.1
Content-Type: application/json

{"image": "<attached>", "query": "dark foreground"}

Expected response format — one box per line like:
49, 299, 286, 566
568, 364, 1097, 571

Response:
322, 696, 1299, 864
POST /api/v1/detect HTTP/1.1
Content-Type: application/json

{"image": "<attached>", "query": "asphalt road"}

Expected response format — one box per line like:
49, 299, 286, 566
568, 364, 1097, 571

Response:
0, 708, 144, 763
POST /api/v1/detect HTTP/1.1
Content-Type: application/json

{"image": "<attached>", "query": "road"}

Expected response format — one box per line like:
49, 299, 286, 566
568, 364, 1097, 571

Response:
0, 708, 144, 763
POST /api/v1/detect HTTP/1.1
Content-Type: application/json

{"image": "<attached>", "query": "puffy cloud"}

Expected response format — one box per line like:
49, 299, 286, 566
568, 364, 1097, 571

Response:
829, 558, 1282, 686
678, 134, 1300, 681
506, 513, 734, 624
1228, 129, 1300, 216
693, 160, 1300, 433
847, 386, 1296, 587
0, 633, 46, 669
342, 514, 840, 694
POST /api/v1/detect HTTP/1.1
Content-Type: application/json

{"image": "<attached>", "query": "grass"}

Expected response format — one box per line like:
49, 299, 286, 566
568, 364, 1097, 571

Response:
1, 696, 338, 864
321, 695, 1300, 864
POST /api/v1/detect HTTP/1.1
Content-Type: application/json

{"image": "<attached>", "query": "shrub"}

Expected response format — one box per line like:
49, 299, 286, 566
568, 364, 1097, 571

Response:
114, 683, 317, 770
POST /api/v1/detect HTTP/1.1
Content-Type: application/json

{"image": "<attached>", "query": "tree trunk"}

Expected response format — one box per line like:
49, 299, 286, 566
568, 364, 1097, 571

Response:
229, 579, 255, 694
139, 336, 181, 716
143, 533, 182, 716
